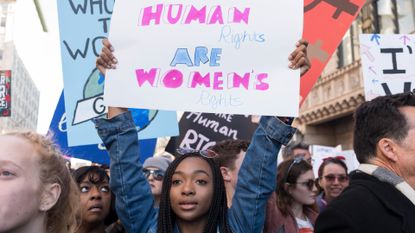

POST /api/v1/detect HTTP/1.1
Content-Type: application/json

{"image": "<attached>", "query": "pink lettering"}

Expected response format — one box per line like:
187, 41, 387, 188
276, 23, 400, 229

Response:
231, 7, 250, 24
184, 6, 207, 24
230, 72, 250, 90
167, 4, 183, 24
140, 4, 163, 26
136, 68, 159, 87
190, 72, 211, 88
163, 69, 183, 88
208, 6, 224, 25
255, 73, 269, 91
213, 72, 224, 90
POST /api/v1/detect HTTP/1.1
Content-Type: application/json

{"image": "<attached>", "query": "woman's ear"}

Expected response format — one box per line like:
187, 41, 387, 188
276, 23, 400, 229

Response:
284, 183, 292, 194
39, 183, 61, 212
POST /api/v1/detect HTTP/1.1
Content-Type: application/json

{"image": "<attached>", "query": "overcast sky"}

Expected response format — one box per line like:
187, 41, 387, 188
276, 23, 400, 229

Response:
14, 0, 62, 134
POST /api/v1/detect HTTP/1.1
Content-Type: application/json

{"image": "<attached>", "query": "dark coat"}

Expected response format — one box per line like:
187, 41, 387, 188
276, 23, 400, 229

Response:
315, 171, 415, 233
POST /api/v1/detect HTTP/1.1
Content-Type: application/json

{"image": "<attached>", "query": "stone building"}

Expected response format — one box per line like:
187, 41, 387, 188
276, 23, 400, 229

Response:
296, 0, 415, 149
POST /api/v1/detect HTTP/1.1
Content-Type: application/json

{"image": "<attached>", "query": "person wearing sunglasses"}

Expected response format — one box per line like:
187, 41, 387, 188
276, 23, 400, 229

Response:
315, 92, 415, 233
315, 157, 349, 212
264, 157, 318, 233
142, 155, 172, 207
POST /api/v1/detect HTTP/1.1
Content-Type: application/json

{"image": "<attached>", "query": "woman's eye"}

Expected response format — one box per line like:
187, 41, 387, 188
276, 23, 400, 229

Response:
172, 179, 182, 185
80, 186, 89, 193
196, 179, 208, 185
0, 170, 14, 177
100, 186, 110, 193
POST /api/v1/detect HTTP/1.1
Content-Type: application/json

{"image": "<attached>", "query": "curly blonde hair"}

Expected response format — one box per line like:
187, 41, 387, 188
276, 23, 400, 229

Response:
4, 131, 80, 233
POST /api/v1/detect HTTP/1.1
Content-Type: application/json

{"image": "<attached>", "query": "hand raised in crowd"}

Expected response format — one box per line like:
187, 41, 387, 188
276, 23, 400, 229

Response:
96, 38, 117, 75
289, 39, 310, 76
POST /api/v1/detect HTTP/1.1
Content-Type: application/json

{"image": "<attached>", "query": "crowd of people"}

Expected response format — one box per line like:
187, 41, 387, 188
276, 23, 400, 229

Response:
1, 37, 415, 233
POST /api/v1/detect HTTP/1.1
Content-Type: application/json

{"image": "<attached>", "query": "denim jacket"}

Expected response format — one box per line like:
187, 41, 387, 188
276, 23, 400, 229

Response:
95, 112, 295, 233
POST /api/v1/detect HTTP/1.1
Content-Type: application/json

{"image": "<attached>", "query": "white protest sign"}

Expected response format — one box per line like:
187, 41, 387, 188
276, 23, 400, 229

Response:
311, 145, 359, 177
105, 1, 303, 116
360, 34, 415, 100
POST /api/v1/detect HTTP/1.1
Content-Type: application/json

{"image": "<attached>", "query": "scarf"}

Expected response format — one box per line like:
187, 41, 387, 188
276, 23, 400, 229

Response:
358, 164, 415, 205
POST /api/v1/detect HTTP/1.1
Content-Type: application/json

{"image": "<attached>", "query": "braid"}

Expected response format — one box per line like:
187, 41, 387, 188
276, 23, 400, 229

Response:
157, 154, 232, 233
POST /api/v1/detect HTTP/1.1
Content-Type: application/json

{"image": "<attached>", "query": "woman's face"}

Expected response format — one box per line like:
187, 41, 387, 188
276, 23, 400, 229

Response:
318, 163, 349, 200
169, 157, 214, 223
0, 135, 43, 232
78, 173, 111, 225
289, 169, 316, 206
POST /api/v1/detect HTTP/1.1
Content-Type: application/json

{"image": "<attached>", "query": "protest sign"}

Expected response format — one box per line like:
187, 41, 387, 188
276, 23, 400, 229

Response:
310, 144, 360, 177
165, 112, 258, 153
57, 0, 179, 146
48, 91, 156, 165
0, 70, 11, 117
105, 1, 303, 116
300, 0, 366, 105
360, 34, 415, 100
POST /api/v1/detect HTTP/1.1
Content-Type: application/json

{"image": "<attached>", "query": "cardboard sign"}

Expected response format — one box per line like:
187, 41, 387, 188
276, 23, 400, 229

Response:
57, 0, 179, 146
0, 70, 11, 117
360, 34, 415, 100
48, 91, 156, 165
105, 1, 303, 116
165, 112, 258, 153
300, 0, 366, 105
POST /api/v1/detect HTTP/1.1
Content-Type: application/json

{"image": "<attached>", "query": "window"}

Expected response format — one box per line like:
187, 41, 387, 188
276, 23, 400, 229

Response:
376, 0, 415, 33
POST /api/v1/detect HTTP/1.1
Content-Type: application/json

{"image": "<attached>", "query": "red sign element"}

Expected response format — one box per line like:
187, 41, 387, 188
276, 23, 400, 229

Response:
301, 0, 366, 105
0, 70, 11, 117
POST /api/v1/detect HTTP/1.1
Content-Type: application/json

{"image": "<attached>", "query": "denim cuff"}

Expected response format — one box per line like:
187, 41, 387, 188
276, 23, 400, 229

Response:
93, 111, 136, 137
260, 116, 296, 145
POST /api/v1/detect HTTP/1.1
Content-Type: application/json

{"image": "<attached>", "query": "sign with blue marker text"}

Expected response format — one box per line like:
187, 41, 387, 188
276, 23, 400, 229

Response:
360, 34, 415, 100
105, 1, 303, 116
57, 0, 179, 146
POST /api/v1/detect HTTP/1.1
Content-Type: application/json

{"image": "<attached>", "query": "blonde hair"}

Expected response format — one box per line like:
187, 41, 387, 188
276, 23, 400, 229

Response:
4, 131, 80, 233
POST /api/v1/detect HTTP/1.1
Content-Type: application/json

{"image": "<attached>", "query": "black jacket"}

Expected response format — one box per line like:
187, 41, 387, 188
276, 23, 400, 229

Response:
315, 171, 415, 233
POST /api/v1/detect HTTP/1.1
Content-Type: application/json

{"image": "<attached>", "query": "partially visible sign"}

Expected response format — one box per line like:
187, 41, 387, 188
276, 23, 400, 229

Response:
165, 112, 258, 153
57, 0, 179, 146
105, 1, 303, 116
300, 0, 366, 105
48, 91, 156, 165
311, 144, 360, 177
360, 34, 415, 100
0, 70, 11, 117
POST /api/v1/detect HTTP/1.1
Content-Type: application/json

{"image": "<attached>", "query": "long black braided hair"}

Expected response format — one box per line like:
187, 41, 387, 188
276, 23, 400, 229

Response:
157, 153, 232, 233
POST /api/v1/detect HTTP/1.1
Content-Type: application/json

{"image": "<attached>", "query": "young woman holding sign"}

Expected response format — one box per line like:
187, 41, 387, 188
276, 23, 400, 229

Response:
95, 38, 309, 233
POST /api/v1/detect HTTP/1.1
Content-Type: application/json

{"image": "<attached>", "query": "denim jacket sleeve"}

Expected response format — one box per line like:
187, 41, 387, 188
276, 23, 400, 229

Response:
94, 112, 157, 233
228, 116, 296, 233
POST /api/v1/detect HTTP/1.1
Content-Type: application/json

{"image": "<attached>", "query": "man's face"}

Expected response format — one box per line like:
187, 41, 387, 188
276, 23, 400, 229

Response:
395, 107, 415, 186
293, 148, 312, 164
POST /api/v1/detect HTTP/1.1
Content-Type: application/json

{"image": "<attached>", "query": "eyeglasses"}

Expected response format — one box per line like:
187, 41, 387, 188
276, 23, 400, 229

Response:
143, 169, 165, 181
176, 148, 218, 158
323, 174, 349, 183
283, 156, 304, 184
295, 179, 316, 191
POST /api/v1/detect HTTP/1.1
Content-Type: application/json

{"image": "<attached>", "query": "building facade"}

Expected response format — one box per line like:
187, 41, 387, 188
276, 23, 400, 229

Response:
296, 0, 415, 149
0, 1, 40, 131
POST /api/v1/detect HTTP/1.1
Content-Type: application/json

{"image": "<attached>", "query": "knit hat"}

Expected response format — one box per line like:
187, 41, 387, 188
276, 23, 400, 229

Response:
143, 155, 172, 172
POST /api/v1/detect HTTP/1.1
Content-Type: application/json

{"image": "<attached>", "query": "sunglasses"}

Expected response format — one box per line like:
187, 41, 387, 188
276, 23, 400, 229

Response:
323, 174, 349, 183
283, 156, 305, 184
176, 148, 218, 158
295, 179, 316, 191
143, 169, 165, 181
